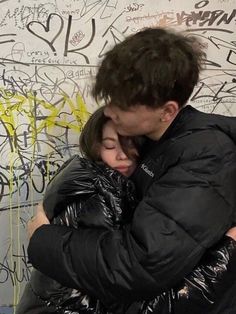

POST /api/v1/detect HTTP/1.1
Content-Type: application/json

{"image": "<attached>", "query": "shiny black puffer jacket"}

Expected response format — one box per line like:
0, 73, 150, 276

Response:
138, 236, 236, 314
26, 155, 236, 314
23, 157, 137, 313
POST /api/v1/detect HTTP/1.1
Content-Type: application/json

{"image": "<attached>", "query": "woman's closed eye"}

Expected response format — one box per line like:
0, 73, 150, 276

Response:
103, 145, 116, 150
102, 139, 117, 150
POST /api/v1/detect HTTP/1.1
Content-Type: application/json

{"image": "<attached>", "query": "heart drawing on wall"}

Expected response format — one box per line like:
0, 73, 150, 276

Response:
26, 13, 64, 55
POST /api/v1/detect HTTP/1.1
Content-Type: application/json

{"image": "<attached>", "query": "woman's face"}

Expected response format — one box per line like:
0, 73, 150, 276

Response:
100, 120, 138, 177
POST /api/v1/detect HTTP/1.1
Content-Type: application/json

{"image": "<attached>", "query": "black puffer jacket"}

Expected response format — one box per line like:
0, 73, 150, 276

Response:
28, 106, 236, 313
17, 157, 136, 313
23, 157, 236, 314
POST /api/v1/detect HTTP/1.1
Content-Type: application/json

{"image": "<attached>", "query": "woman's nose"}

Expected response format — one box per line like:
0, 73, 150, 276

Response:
116, 147, 128, 160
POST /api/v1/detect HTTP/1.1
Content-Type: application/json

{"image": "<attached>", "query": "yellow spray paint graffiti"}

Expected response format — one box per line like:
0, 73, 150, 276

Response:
0, 90, 90, 140
0, 89, 91, 309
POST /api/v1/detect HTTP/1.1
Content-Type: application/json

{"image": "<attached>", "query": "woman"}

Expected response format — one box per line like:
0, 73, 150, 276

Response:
17, 106, 236, 314
16, 106, 139, 314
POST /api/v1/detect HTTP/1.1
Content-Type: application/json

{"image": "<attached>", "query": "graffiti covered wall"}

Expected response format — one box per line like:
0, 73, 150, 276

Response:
0, 0, 235, 309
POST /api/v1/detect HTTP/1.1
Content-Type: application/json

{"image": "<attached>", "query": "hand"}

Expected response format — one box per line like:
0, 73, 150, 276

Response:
226, 226, 236, 241
27, 203, 50, 239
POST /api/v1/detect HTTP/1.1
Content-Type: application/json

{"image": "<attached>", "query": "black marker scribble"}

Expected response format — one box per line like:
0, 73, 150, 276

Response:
0, 58, 29, 66
79, 0, 118, 20
195, 0, 209, 9
126, 7, 236, 29
186, 28, 233, 33
80, 0, 118, 19
187, 33, 236, 69
0, 77, 86, 204
0, 33, 16, 45
0, 202, 39, 212
191, 75, 236, 114
0, 245, 32, 285
0, 4, 57, 29
64, 16, 95, 64
99, 11, 128, 57
124, 3, 144, 13
26, 13, 64, 55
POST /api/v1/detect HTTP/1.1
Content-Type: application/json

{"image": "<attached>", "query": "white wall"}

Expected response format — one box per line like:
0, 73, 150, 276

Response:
0, 0, 235, 308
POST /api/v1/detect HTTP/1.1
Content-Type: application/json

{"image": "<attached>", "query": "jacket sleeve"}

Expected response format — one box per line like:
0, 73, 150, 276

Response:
43, 156, 96, 221
28, 161, 234, 311
139, 236, 236, 314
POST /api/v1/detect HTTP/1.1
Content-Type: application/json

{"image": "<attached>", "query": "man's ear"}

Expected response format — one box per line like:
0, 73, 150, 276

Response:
160, 101, 179, 122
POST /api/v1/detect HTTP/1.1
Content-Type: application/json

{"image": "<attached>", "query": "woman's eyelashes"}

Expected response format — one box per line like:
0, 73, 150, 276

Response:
102, 139, 116, 149
104, 145, 116, 150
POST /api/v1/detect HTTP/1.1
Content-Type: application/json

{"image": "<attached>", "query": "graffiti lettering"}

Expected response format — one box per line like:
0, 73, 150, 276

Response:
0, 245, 32, 286
0, 0, 235, 308
126, 8, 236, 28
124, 3, 144, 12
0, 3, 57, 29
195, 1, 209, 9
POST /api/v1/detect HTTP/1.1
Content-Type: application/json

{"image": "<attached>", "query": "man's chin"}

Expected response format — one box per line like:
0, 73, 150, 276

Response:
116, 128, 128, 135
116, 127, 134, 136
119, 131, 140, 137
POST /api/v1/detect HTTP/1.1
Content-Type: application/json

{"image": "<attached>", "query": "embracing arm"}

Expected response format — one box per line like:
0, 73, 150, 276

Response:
27, 210, 203, 311
27, 162, 235, 311
139, 233, 236, 314
173, 235, 236, 310
28, 176, 228, 305
28, 208, 236, 314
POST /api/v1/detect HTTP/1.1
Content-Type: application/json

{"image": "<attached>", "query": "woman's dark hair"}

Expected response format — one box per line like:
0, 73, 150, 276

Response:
79, 106, 109, 161
79, 106, 144, 162
92, 27, 205, 109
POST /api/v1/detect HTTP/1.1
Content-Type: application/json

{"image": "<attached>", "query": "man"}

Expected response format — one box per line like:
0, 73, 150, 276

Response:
27, 28, 236, 313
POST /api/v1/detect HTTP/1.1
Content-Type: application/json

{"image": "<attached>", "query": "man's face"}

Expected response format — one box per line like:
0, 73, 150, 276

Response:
104, 104, 164, 139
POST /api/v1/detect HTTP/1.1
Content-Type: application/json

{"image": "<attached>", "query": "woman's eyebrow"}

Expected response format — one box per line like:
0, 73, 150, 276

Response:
102, 137, 116, 141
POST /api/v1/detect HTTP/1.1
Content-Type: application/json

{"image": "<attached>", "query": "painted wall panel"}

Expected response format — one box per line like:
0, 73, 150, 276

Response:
0, 0, 235, 309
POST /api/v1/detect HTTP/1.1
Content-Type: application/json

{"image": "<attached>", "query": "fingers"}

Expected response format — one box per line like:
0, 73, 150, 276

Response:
226, 226, 236, 240
36, 202, 45, 214
27, 203, 49, 239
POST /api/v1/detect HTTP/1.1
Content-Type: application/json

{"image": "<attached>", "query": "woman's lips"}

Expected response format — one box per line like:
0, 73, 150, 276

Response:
115, 166, 129, 174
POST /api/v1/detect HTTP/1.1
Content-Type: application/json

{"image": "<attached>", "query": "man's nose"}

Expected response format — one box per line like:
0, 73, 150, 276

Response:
104, 106, 118, 122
